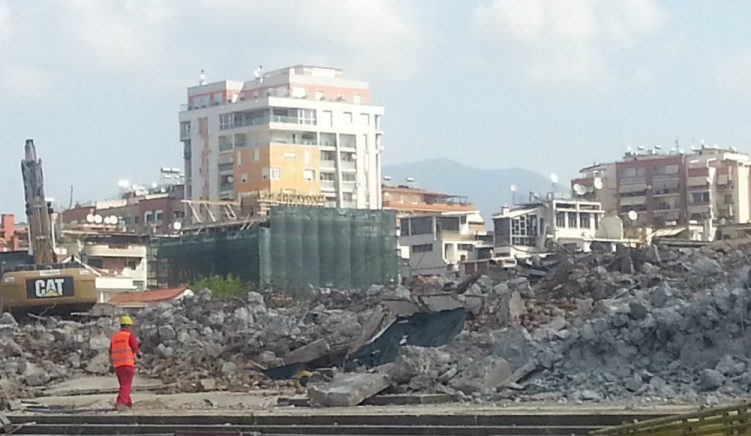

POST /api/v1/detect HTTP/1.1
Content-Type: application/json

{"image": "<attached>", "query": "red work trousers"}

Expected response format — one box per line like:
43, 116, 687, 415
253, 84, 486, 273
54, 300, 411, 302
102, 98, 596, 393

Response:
115, 365, 135, 408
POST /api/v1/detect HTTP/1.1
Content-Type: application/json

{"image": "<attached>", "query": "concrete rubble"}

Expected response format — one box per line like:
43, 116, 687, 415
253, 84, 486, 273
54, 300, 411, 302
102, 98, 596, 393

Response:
4, 241, 751, 408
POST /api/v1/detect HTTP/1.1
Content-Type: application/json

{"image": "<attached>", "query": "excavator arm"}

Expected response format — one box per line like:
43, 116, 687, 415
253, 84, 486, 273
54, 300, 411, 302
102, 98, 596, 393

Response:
21, 139, 57, 265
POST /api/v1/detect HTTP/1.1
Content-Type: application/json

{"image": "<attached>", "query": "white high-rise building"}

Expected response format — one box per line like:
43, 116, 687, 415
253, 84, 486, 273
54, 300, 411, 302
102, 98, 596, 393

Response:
178, 65, 384, 210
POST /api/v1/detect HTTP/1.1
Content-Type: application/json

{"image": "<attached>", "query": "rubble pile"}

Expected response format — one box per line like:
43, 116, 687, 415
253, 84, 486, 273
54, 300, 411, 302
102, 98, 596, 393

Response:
3, 241, 751, 408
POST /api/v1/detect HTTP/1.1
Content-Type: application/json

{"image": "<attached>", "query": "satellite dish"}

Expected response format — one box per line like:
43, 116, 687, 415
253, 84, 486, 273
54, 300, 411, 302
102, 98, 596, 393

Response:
406, 177, 415, 183
117, 180, 130, 190
86, 214, 95, 223
383, 176, 392, 181
227, 176, 234, 183
573, 184, 586, 196
593, 177, 604, 190
173, 221, 182, 231
103, 216, 112, 225
94, 214, 103, 224
109, 215, 118, 224
510, 184, 517, 193
550, 173, 559, 184
627, 210, 638, 221
151, 182, 158, 189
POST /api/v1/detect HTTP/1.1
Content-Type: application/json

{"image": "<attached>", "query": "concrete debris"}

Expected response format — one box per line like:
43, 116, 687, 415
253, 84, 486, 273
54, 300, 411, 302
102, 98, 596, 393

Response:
308, 372, 392, 407
4, 242, 751, 407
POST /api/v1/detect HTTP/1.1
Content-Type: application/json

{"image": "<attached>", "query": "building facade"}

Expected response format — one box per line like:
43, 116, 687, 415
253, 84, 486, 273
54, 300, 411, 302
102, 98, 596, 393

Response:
382, 185, 477, 215
179, 65, 384, 212
493, 198, 605, 259
399, 211, 492, 276
571, 146, 751, 231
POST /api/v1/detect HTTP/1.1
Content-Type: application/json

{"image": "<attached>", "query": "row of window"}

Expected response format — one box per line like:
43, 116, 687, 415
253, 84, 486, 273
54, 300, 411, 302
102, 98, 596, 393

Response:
619, 164, 680, 178
219, 167, 359, 184
218, 108, 381, 130
554, 212, 598, 229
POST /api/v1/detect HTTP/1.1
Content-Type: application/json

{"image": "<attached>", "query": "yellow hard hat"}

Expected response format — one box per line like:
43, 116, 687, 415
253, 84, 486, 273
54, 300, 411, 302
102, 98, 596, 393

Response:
119, 315, 134, 326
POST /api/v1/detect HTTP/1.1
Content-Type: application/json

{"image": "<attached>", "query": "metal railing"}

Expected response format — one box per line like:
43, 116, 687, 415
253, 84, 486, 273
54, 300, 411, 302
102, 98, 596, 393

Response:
591, 402, 751, 435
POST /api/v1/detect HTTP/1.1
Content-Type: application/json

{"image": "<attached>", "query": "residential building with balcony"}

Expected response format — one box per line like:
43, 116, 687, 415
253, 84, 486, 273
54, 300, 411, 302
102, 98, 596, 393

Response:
493, 197, 606, 259
399, 211, 492, 277
382, 185, 477, 215
179, 65, 384, 213
571, 145, 751, 232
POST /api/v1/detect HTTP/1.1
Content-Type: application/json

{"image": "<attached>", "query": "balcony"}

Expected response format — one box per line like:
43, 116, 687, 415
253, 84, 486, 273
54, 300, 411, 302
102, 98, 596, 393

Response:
320, 180, 336, 191
320, 159, 336, 170
340, 161, 356, 171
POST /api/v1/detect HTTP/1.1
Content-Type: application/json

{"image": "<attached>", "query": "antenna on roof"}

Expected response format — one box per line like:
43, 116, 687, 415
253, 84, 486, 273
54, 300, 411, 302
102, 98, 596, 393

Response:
254, 65, 263, 83
510, 184, 517, 205
199, 69, 207, 86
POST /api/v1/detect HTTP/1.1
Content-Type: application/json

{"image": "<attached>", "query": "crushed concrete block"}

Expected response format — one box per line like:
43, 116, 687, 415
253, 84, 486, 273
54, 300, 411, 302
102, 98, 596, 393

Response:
0, 312, 18, 327
700, 369, 725, 391
283, 339, 331, 365
629, 302, 649, 320
419, 294, 464, 312
308, 372, 392, 407
198, 378, 217, 391
449, 356, 513, 394
158, 325, 176, 341
85, 353, 110, 375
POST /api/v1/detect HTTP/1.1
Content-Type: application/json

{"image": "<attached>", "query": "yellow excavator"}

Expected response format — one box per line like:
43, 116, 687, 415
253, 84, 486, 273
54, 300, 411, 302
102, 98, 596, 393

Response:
0, 139, 97, 317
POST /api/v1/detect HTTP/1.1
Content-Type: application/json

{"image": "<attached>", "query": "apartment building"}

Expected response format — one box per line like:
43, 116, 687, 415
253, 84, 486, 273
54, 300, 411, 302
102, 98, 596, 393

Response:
571, 146, 751, 230
179, 65, 384, 212
493, 197, 605, 259
382, 185, 477, 215
399, 210, 492, 276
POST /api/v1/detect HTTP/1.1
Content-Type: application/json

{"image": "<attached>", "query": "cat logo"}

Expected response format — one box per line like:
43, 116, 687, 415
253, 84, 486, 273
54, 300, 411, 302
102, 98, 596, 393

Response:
36, 279, 64, 297
26, 277, 74, 299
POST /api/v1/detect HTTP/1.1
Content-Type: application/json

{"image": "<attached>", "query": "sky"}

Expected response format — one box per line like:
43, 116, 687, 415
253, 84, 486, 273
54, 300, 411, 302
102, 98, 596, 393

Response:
2, 0, 751, 217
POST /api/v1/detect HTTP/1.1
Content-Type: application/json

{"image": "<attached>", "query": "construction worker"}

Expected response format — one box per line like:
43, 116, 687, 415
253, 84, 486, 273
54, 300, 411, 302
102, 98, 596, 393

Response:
109, 315, 142, 411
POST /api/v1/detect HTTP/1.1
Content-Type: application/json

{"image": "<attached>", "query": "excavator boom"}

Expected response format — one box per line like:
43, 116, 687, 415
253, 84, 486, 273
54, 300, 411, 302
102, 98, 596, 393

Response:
21, 139, 56, 265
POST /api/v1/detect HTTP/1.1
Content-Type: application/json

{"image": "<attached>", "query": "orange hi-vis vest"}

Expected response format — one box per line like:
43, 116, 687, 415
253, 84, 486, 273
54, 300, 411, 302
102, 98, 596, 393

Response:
110, 331, 135, 368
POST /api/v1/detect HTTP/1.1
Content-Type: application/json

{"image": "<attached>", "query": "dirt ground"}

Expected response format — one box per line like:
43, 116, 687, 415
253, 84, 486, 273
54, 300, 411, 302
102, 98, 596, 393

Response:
18, 376, 714, 417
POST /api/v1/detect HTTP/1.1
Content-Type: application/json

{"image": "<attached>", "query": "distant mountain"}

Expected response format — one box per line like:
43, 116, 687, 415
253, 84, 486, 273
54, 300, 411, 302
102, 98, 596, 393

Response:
382, 158, 552, 222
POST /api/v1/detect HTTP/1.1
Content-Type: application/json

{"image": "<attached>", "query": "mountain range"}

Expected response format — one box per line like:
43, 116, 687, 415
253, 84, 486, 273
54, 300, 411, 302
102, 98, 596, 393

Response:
382, 158, 553, 221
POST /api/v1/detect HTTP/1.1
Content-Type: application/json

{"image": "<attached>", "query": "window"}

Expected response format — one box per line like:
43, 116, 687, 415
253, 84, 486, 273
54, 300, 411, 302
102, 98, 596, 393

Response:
298, 109, 316, 125
321, 150, 336, 161
594, 214, 599, 230
284, 152, 296, 160
654, 164, 680, 175
360, 113, 370, 125
342, 173, 356, 182
400, 218, 410, 236
410, 217, 433, 235
218, 136, 232, 151
725, 194, 734, 204
321, 110, 333, 127
241, 173, 249, 183
341, 134, 356, 148
343, 112, 353, 124
568, 212, 578, 228
437, 217, 460, 233
263, 167, 281, 181
556, 212, 566, 228
315, 90, 324, 100
341, 152, 356, 162
320, 133, 336, 147
320, 172, 335, 181
304, 169, 316, 181
412, 244, 433, 253
126, 260, 138, 270
375, 115, 382, 129
342, 192, 354, 202
252, 148, 260, 162
218, 162, 233, 172
353, 94, 362, 104
144, 211, 154, 223
155, 210, 164, 223
580, 213, 591, 229
375, 134, 382, 149
458, 244, 474, 251
691, 192, 710, 204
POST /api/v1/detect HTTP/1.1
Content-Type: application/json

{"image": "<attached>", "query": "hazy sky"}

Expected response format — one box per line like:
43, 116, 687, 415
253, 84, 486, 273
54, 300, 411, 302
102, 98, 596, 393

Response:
2, 0, 751, 217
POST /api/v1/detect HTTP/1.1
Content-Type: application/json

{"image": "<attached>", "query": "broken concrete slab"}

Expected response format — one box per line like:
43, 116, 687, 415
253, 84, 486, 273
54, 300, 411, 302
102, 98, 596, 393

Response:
282, 339, 331, 365
449, 356, 513, 395
308, 372, 391, 407
419, 294, 464, 312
